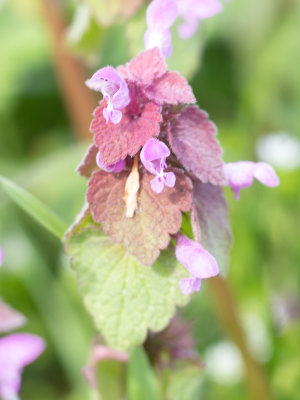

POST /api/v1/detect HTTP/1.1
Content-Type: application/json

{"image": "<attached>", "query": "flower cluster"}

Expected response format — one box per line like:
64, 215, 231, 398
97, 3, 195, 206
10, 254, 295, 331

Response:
75, 1, 279, 296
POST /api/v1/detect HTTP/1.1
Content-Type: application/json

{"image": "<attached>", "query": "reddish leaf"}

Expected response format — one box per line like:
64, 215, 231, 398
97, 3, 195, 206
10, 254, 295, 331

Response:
87, 169, 193, 265
91, 101, 162, 165
144, 71, 196, 105
192, 180, 232, 275
168, 106, 225, 185
117, 47, 167, 86
77, 144, 99, 178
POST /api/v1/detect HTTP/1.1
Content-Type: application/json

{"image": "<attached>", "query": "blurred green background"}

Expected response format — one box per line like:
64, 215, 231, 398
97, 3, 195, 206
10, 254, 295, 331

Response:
0, 0, 299, 399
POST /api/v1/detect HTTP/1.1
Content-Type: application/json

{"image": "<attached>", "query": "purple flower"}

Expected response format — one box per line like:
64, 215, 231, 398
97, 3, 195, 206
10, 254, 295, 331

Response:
0, 300, 27, 334
144, 0, 178, 58
86, 66, 130, 124
223, 161, 280, 200
0, 333, 45, 400
144, 0, 223, 57
177, 0, 223, 38
140, 138, 176, 193
96, 151, 126, 173
175, 234, 219, 295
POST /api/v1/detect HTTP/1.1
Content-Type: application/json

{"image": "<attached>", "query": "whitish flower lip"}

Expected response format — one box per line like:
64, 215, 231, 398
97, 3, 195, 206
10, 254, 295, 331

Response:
223, 161, 280, 199
140, 138, 176, 193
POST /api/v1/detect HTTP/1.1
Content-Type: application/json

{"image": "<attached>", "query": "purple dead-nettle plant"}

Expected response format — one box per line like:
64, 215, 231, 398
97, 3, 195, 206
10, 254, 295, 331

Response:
65, 0, 279, 351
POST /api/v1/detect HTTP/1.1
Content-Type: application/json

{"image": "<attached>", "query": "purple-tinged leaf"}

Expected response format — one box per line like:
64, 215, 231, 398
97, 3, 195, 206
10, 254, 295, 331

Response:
87, 169, 193, 265
118, 47, 167, 86
91, 101, 162, 165
192, 180, 232, 275
168, 106, 225, 185
144, 71, 196, 105
76, 144, 98, 178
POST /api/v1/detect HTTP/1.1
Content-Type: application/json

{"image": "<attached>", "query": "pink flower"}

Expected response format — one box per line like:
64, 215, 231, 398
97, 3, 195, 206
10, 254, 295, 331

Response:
0, 334, 45, 400
140, 138, 176, 193
144, 0, 178, 58
175, 234, 219, 295
144, 0, 223, 57
177, 0, 223, 38
0, 300, 27, 334
96, 151, 126, 173
86, 66, 130, 124
223, 161, 280, 200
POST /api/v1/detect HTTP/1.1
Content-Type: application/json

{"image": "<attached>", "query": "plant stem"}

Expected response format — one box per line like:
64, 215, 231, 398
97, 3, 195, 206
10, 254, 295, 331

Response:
209, 276, 271, 400
42, 0, 97, 140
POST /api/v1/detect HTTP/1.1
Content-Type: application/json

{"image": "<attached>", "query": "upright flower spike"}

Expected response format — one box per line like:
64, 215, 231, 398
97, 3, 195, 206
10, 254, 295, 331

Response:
0, 333, 45, 400
86, 66, 130, 124
140, 138, 176, 194
223, 161, 280, 200
175, 234, 219, 295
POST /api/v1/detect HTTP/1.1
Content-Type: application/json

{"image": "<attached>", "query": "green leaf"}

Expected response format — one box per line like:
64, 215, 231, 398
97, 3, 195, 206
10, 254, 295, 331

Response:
0, 175, 67, 239
165, 366, 203, 400
66, 227, 189, 350
127, 347, 161, 400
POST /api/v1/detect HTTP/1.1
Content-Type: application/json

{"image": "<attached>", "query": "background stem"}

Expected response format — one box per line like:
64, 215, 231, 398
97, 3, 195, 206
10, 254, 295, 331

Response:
209, 276, 271, 400
42, 0, 97, 141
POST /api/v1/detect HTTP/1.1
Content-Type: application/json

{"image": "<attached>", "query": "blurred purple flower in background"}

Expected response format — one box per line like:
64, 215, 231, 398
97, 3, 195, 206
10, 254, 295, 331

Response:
223, 161, 280, 200
0, 248, 45, 400
144, 0, 223, 57
0, 334, 45, 400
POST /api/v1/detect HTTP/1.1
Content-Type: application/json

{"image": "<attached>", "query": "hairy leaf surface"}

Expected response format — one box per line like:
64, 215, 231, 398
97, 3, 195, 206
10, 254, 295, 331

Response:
77, 144, 98, 178
168, 106, 225, 185
192, 181, 232, 275
66, 228, 188, 350
91, 101, 161, 165
87, 169, 193, 265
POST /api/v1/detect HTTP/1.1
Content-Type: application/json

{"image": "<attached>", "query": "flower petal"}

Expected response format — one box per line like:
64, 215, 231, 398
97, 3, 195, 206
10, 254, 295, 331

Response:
253, 162, 280, 187
175, 235, 219, 279
0, 334, 45, 399
179, 277, 201, 295
144, 29, 173, 58
0, 301, 27, 334
146, 0, 179, 29
150, 176, 165, 194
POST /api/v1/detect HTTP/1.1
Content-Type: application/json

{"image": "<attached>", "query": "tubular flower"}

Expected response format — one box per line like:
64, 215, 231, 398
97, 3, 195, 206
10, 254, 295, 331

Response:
96, 151, 126, 173
223, 161, 280, 200
144, 0, 223, 57
175, 234, 219, 295
140, 138, 176, 193
86, 66, 130, 124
